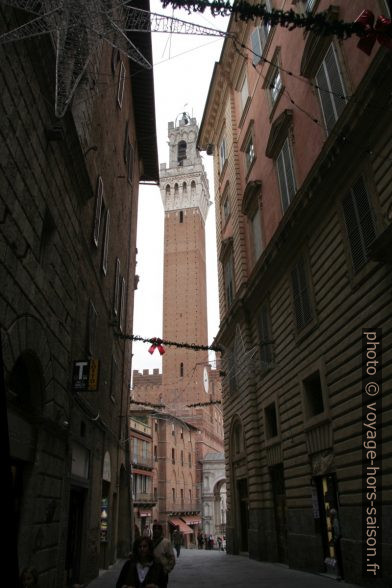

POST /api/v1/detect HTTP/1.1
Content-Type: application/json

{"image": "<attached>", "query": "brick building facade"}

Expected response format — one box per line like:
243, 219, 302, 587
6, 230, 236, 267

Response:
198, 1, 391, 585
1, 2, 158, 586
132, 114, 225, 542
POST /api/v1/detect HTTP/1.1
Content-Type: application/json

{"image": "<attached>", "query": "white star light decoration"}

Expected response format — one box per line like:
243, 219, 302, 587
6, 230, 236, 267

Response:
0, 0, 153, 117
0, 1, 228, 118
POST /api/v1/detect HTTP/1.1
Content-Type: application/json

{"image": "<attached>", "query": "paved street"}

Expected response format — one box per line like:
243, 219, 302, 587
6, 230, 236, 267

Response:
86, 549, 362, 588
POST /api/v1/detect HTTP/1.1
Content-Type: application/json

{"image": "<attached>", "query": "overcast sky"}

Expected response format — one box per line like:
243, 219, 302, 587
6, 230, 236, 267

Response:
131, 1, 229, 374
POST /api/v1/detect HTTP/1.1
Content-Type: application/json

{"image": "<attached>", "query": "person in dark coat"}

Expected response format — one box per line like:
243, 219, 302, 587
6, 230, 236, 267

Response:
116, 536, 166, 588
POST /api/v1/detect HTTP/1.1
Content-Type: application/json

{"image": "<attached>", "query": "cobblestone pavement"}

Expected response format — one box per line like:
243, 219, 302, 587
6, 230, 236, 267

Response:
86, 549, 362, 588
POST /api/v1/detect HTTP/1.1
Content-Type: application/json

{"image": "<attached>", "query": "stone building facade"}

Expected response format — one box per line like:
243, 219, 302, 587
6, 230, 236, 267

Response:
132, 114, 225, 542
198, 1, 391, 585
1, 2, 158, 586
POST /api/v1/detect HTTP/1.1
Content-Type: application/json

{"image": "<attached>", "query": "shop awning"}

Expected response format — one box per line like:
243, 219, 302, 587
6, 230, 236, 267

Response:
180, 515, 201, 525
168, 517, 193, 534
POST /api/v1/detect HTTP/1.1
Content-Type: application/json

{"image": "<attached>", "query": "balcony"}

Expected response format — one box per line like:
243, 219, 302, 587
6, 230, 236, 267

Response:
167, 501, 200, 513
133, 491, 156, 504
131, 453, 153, 469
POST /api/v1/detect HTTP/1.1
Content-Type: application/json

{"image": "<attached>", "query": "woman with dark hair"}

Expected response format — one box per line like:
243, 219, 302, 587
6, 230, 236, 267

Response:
116, 536, 166, 588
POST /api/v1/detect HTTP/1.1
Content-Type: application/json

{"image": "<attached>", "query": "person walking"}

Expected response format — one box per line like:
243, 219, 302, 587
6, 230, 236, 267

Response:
152, 523, 176, 588
217, 536, 223, 551
172, 528, 182, 558
116, 536, 166, 588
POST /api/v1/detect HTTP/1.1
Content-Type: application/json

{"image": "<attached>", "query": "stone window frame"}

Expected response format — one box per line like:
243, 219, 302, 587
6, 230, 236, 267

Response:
289, 252, 317, 338
237, 68, 251, 128
262, 395, 281, 446
265, 109, 297, 214
87, 299, 97, 356
113, 257, 121, 316
250, 0, 273, 65
221, 181, 231, 230
299, 359, 330, 430
263, 47, 284, 118
241, 180, 263, 265
339, 172, 379, 280
102, 208, 110, 276
119, 276, 126, 333
240, 120, 256, 178
230, 415, 246, 462
93, 176, 104, 247
117, 60, 126, 109
257, 300, 274, 370
219, 237, 235, 311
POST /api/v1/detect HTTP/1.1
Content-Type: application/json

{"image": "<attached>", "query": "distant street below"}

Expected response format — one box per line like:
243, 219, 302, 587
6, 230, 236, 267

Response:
87, 548, 362, 588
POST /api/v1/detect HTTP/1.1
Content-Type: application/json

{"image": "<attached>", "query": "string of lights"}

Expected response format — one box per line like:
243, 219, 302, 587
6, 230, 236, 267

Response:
160, 0, 391, 44
116, 331, 223, 352
186, 400, 221, 407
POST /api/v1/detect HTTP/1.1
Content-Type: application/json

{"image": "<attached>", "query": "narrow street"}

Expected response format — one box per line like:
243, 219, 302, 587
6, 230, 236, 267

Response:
86, 549, 362, 588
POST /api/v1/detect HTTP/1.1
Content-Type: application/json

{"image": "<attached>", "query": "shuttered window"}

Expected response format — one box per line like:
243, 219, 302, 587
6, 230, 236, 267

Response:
88, 300, 97, 355
102, 209, 110, 275
291, 257, 313, 330
113, 258, 121, 316
251, 207, 263, 260
117, 61, 126, 108
316, 44, 347, 135
258, 305, 273, 366
250, 0, 271, 64
276, 138, 296, 213
224, 252, 234, 308
342, 177, 376, 272
93, 176, 104, 246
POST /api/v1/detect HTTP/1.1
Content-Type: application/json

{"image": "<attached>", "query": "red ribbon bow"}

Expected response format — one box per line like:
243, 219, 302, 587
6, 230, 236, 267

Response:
148, 338, 165, 355
355, 9, 392, 55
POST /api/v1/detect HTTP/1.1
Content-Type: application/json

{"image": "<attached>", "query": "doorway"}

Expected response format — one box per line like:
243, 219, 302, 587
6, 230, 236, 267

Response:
314, 474, 343, 578
270, 464, 288, 563
236, 478, 249, 552
65, 487, 85, 585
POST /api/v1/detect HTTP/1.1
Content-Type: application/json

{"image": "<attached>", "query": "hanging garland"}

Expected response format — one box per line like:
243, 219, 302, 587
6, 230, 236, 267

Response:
116, 332, 223, 353
130, 399, 165, 409
160, 1, 392, 50
186, 400, 222, 407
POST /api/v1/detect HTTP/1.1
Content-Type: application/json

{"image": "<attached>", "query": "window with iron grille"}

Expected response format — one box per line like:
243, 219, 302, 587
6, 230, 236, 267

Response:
342, 176, 376, 272
276, 138, 296, 213
258, 305, 273, 366
291, 257, 313, 330
315, 43, 347, 135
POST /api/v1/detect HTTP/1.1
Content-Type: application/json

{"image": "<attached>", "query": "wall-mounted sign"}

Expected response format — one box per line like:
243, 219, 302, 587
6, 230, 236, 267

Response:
72, 359, 100, 391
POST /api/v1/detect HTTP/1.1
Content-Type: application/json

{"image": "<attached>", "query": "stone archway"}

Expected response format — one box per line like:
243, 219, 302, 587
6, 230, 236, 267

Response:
2, 314, 66, 576
213, 478, 227, 537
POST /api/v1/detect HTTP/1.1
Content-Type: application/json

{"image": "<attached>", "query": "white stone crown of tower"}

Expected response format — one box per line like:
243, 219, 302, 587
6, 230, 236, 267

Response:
160, 113, 211, 223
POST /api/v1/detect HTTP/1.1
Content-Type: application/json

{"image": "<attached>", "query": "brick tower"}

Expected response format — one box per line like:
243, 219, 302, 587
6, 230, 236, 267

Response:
159, 113, 221, 442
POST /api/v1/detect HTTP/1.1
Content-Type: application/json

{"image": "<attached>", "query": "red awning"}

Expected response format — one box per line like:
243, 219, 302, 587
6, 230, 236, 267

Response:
180, 515, 201, 525
168, 517, 193, 534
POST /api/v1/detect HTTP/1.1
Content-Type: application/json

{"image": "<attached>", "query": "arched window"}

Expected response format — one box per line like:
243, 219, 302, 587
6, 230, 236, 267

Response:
180, 362, 184, 376
179, 211, 184, 223
174, 183, 179, 195
191, 180, 196, 195
178, 140, 187, 164
182, 182, 187, 193
165, 184, 171, 195
231, 418, 244, 455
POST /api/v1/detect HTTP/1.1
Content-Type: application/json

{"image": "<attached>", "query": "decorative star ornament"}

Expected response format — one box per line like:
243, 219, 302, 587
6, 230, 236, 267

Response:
0, 0, 153, 117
